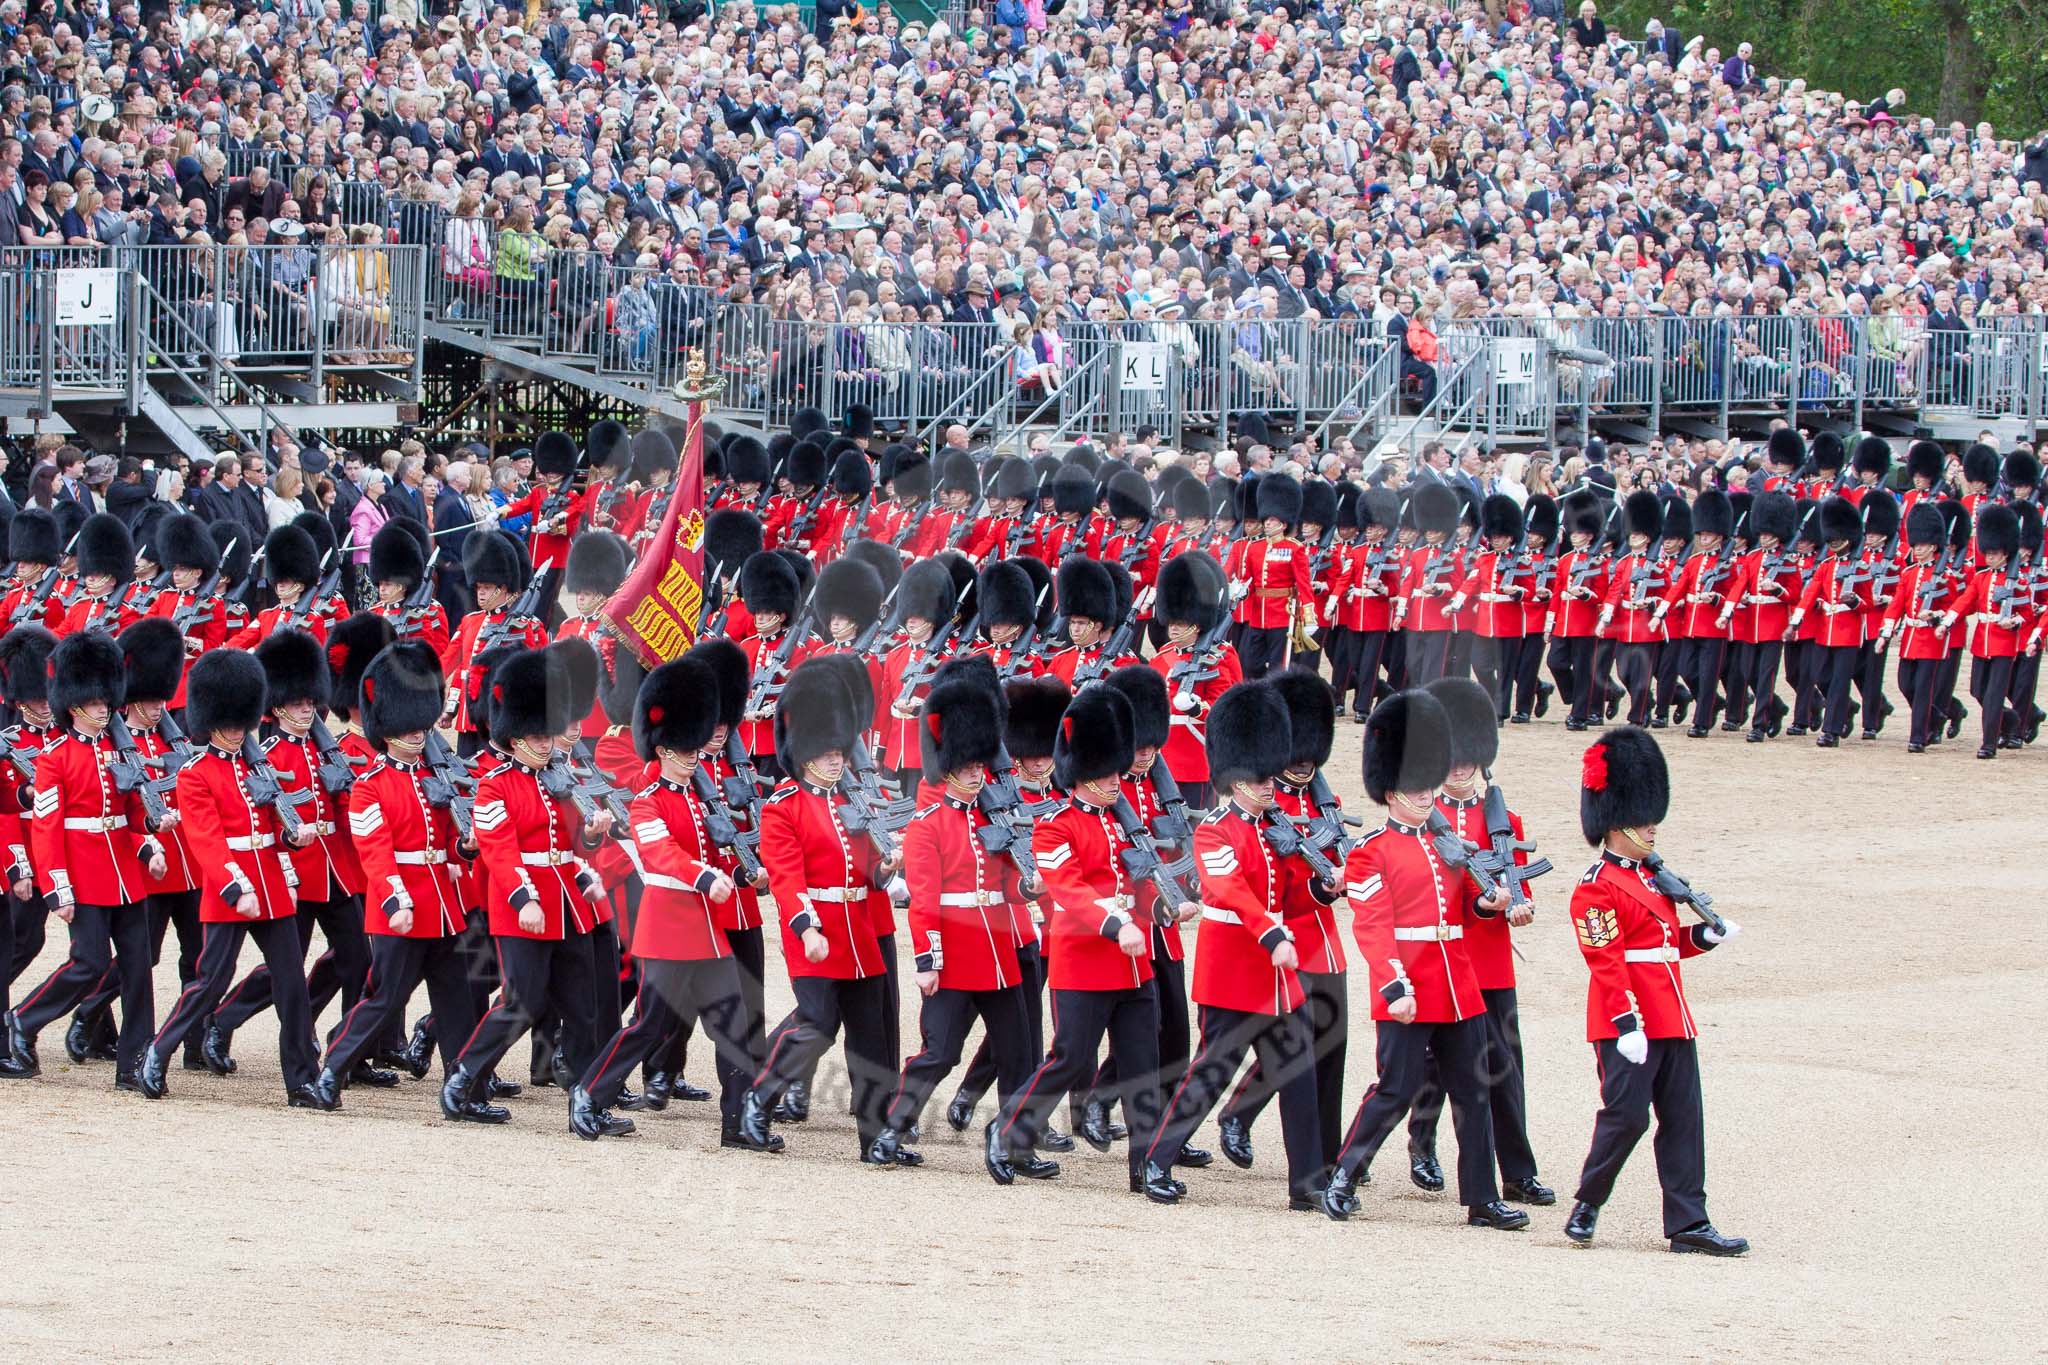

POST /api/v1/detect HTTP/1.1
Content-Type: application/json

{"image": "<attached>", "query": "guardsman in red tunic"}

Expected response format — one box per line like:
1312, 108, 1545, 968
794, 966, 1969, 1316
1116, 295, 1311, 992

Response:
621, 429, 682, 553
867, 675, 1038, 1167
1216, 668, 1350, 1177
1958, 443, 2000, 565
1596, 493, 1670, 727
876, 560, 964, 784
140, 514, 227, 711
735, 550, 805, 781
1786, 497, 1870, 746
138, 648, 329, 1107
865, 449, 930, 556
989, 686, 1177, 1198
1899, 440, 1945, 523
957, 458, 1040, 567
942, 674, 1068, 1142
1030, 464, 1095, 565
569, 656, 756, 1142
900, 452, 980, 560
1043, 558, 1131, 689
1146, 680, 1327, 1209
1230, 474, 1312, 680
224, 525, 341, 649
1449, 494, 1531, 718
556, 532, 634, 744
1148, 552, 1240, 810
313, 642, 480, 1105
6, 632, 165, 1087
0, 626, 61, 1077
491, 431, 590, 572
712, 434, 769, 518
439, 647, 614, 1124
1564, 726, 1746, 1255
699, 510, 763, 643
56, 514, 146, 639
1879, 503, 1961, 751
365, 521, 453, 657
1391, 482, 1465, 687
1402, 679, 1552, 1203
1326, 489, 1402, 721
1662, 489, 1734, 736
1549, 497, 1610, 729
442, 531, 549, 756
1938, 503, 2034, 758
967, 561, 1046, 680
1716, 491, 1805, 741
205, 629, 375, 1079
730, 659, 902, 1157
1, 509, 69, 633
1322, 690, 1525, 1228
1760, 427, 1805, 494
1849, 493, 1903, 740
1086, 469, 1159, 599
760, 441, 833, 556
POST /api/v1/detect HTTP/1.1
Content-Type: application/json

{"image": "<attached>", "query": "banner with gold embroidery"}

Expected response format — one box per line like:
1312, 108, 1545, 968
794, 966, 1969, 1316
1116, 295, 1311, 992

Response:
600, 401, 707, 667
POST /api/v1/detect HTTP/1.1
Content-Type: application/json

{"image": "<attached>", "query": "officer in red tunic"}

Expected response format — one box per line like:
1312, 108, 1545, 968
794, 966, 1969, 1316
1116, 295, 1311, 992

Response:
866, 674, 1042, 1167
1322, 690, 1525, 1228
1230, 474, 1312, 680
138, 648, 331, 1108
312, 641, 480, 1104
0, 509, 68, 634
568, 655, 756, 1141
989, 686, 1177, 1200
0, 626, 61, 1077
5, 632, 166, 1087
730, 658, 902, 1157
443, 531, 549, 756
1146, 680, 1328, 1209
1716, 490, 1803, 741
365, 522, 453, 657
1403, 678, 1552, 1203
439, 647, 613, 1124
1564, 726, 1746, 1254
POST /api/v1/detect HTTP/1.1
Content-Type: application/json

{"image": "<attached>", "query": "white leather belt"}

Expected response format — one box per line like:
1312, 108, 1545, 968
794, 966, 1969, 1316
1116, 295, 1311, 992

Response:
226, 833, 276, 851
1625, 947, 1680, 963
394, 850, 448, 866
1393, 924, 1462, 942
521, 850, 575, 866
939, 890, 1002, 908
1202, 906, 1242, 925
642, 872, 692, 893
63, 816, 123, 833
309, 820, 336, 837
806, 886, 858, 902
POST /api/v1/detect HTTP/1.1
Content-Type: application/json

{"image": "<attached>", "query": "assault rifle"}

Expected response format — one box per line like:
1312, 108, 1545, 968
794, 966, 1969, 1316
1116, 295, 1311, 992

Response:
420, 729, 477, 840
741, 590, 816, 718
7, 567, 61, 626
307, 718, 364, 794
721, 732, 769, 815
692, 764, 764, 882
476, 568, 548, 655
1146, 756, 1196, 846
1469, 777, 1551, 917
1259, 808, 1339, 883
1068, 605, 1138, 691
783, 486, 830, 550
170, 545, 233, 635
567, 739, 634, 830
1302, 769, 1364, 860
889, 611, 969, 717
105, 713, 180, 828
240, 734, 315, 843
944, 491, 989, 550
282, 546, 347, 629
1641, 851, 1727, 936
396, 547, 443, 637
3, 728, 39, 798
1108, 794, 1197, 918
1165, 613, 1233, 712
1424, 805, 1501, 900
889, 498, 933, 551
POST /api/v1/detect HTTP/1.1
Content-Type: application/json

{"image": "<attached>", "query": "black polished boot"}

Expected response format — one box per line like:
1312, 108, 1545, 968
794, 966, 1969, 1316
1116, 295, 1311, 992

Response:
944, 1093, 975, 1131
199, 1021, 237, 1076
310, 1066, 344, 1110
394, 1019, 434, 1079
1077, 1097, 1116, 1152
1134, 1161, 1183, 1204
350, 1059, 401, 1088
1320, 1169, 1357, 1221
569, 1086, 606, 1140
486, 1075, 522, 1100
983, 1121, 1016, 1185
863, 1128, 924, 1167
64, 1013, 94, 1065
673, 1079, 711, 1102
1218, 1114, 1254, 1169
6, 1010, 41, 1076
1670, 1223, 1749, 1256
776, 1079, 811, 1123
1564, 1200, 1599, 1245
439, 1067, 510, 1124
732, 1090, 779, 1151
1501, 1176, 1556, 1206
288, 1081, 339, 1111
626, 1073, 672, 1111
1467, 1200, 1531, 1230
1409, 1150, 1446, 1192
1036, 1125, 1074, 1154
1177, 1141, 1214, 1168
136, 1045, 167, 1098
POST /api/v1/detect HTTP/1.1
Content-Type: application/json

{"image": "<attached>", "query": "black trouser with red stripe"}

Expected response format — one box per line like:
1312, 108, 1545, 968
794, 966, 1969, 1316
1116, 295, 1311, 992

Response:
1468, 635, 1509, 717
1086, 930, 1187, 1122
1615, 641, 1658, 725
153, 918, 319, 1092
953, 939, 1045, 1116
1816, 643, 1861, 738
1574, 1036, 1708, 1236
1219, 969, 1348, 1170
1679, 637, 1727, 728
1654, 634, 1687, 721
325, 932, 478, 1080
885, 982, 1033, 1133
454, 925, 598, 1084
1969, 653, 2020, 749
751, 973, 895, 1153
212, 892, 368, 1042
1745, 639, 1787, 732
75, 889, 201, 1045
1151, 1004, 1321, 1202
1332, 627, 1389, 717
582, 956, 750, 1117
5, 886, 50, 1002
1332, 1015, 1497, 1206
998, 982, 1161, 1179
1238, 625, 1289, 680
14, 902, 153, 1076
1856, 639, 1892, 732
1899, 657, 1942, 746
1551, 634, 1598, 723
1406, 985, 1538, 1184
651, 923, 768, 1083
1406, 629, 1455, 687
1509, 632, 1546, 717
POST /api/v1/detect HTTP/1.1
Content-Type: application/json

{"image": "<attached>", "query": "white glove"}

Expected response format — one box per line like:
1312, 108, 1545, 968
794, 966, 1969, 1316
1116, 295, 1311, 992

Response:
1616, 1029, 1649, 1065
1703, 919, 1741, 945
1172, 690, 1200, 713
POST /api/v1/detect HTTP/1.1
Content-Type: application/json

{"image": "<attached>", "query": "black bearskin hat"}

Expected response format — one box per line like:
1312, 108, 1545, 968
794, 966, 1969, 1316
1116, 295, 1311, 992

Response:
1659, 497, 1692, 544
489, 648, 574, 747
255, 627, 330, 709
1691, 488, 1734, 537
1269, 666, 1336, 770
1105, 664, 1169, 752
1052, 683, 1133, 790
1905, 440, 1945, 485
634, 656, 718, 761
1155, 551, 1227, 630
843, 402, 875, 442
977, 561, 1038, 629
704, 509, 764, 576
158, 512, 219, 574
534, 431, 581, 480
1425, 676, 1499, 770
1050, 464, 1096, 517
1482, 493, 1523, 541
184, 648, 264, 737
1299, 478, 1337, 532
1065, 443, 1102, 473
119, 618, 185, 706
0, 625, 56, 705
1360, 486, 1401, 532
1412, 481, 1460, 536
263, 524, 322, 589
1056, 558, 1118, 626
1207, 681, 1292, 787
1904, 501, 1945, 548
1624, 490, 1663, 540
75, 512, 133, 582
739, 550, 800, 618
1962, 442, 1999, 488
1523, 493, 1559, 543
829, 449, 874, 500
991, 457, 1036, 504
938, 451, 980, 496
368, 520, 425, 588
548, 637, 604, 723
843, 538, 903, 598
1976, 503, 2020, 559
897, 558, 960, 628
586, 419, 629, 472
326, 613, 394, 720
1766, 427, 1805, 469
723, 435, 770, 486
1172, 474, 1212, 521
1211, 478, 1240, 522
1362, 689, 1452, 805
2016, 501, 2044, 559
1580, 725, 1669, 846
211, 521, 253, 586
774, 657, 862, 772
1565, 495, 1604, 540
1940, 499, 1970, 552
463, 529, 526, 591
1004, 674, 1071, 760
1853, 436, 1893, 479
1793, 499, 1823, 549
786, 440, 827, 491
808, 652, 876, 727
565, 531, 631, 597
891, 452, 933, 502
1750, 490, 1798, 543
1809, 429, 1844, 474
1256, 472, 1303, 526
8, 507, 59, 565
1861, 492, 1900, 541
790, 405, 829, 441
685, 637, 751, 733
1104, 469, 1151, 524
1819, 496, 1861, 545
293, 510, 337, 562
919, 677, 1003, 784
814, 557, 885, 628
360, 641, 445, 748
2005, 450, 2042, 493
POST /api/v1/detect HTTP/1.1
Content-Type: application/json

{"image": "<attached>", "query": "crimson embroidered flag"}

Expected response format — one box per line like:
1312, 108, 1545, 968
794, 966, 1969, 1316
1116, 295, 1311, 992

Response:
600, 403, 707, 667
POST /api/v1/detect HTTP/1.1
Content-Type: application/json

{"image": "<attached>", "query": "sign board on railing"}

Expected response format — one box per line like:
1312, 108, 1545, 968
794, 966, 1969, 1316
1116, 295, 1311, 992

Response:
1496, 338, 1539, 388
54, 269, 120, 326
1120, 341, 1171, 392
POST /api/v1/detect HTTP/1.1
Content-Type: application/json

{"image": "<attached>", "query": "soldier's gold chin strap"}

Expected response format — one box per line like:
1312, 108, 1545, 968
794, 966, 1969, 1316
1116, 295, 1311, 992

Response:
1620, 826, 1656, 854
